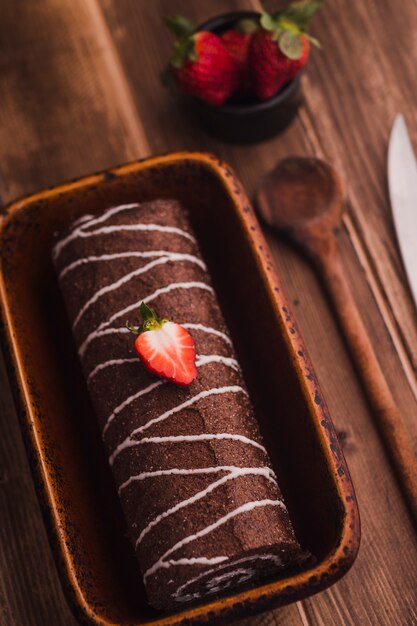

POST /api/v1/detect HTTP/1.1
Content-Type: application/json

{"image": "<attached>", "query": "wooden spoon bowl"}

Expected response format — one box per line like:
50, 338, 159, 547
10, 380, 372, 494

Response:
257, 157, 344, 261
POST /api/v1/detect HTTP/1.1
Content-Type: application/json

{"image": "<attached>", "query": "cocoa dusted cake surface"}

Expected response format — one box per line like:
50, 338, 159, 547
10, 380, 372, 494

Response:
52, 199, 307, 610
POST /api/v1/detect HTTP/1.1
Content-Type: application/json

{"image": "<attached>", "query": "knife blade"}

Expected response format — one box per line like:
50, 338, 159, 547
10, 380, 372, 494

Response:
388, 114, 417, 309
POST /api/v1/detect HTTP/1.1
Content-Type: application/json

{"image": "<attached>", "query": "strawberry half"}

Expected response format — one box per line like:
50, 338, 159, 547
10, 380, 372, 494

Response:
127, 302, 197, 385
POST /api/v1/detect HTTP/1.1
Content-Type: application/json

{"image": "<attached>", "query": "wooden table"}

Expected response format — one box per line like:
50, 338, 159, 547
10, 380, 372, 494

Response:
1, 1, 417, 624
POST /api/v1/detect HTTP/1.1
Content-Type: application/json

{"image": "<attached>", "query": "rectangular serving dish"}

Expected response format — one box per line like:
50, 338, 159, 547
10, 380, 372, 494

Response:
0, 152, 360, 626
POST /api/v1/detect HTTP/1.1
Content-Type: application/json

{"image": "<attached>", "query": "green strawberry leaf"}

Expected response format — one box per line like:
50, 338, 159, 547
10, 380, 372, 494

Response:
284, 0, 325, 30
126, 321, 140, 335
279, 17, 301, 35
164, 15, 194, 38
237, 18, 259, 34
140, 302, 157, 322
271, 27, 284, 42
305, 33, 322, 48
260, 12, 279, 31
279, 31, 303, 59
170, 37, 197, 68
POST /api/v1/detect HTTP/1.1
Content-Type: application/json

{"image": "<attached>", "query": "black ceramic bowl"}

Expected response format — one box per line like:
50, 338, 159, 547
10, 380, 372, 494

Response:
190, 11, 304, 144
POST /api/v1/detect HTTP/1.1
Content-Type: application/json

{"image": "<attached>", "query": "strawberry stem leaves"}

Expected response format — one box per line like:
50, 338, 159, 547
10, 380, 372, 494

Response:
164, 15, 194, 38
260, 13, 279, 32
284, 0, 325, 29
139, 302, 158, 322
236, 18, 259, 34
126, 302, 168, 335
126, 322, 140, 335
260, 0, 324, 59
279, 31, 304, 59
165, 15, 198, 69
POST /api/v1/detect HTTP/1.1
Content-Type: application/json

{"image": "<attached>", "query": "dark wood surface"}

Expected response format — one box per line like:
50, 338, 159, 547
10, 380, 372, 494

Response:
1, 1, 417, 624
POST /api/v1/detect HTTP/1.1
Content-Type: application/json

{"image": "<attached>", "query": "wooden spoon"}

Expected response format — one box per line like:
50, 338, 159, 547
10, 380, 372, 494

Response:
257, 156, 417, 524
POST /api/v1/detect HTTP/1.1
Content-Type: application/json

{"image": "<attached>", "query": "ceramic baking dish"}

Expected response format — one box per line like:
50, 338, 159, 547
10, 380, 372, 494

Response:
0, 152, 360, 626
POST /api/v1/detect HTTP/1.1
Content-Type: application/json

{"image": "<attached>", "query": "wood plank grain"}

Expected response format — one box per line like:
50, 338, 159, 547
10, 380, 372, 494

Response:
294, 0, 417, 372
96, 1, 417, 625
0, 0, 149, 623
1, 0, 417, 624
0, 350, 74, 626
0, 0, 149, 204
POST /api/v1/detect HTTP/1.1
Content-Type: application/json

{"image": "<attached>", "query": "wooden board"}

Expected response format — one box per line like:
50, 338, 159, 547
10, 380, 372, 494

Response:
0, 1, 416, 624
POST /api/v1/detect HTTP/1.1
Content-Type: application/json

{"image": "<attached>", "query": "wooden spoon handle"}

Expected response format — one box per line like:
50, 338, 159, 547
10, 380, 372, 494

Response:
318, 251, 417, 522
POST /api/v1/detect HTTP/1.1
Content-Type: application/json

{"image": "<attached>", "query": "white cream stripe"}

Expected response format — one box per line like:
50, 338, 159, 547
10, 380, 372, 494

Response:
134, 468, 277, 547
80, 322, 231, 359
144, 499, 285, 581
78, 282, 214, 357
73, 204, 139, 231
88, 353, 238, 384
103, 380, 165, 436
100, 358, 241, 433
118, 465, 276, 492
196, 355, 238, 370
53, 203, 139, 259
59, 250, 206, 280
56, 223, 195, 262
73, 254, 205, 329
78, 327, 129, 358
173, 553, 283, 602
100, 282, 214, 330
87, 357, 138, 383
109, 386, 247, 464
182, 323, 232, 347
70, 214, 94, 228
109, 433, 267, 466
155, 557, 228, 571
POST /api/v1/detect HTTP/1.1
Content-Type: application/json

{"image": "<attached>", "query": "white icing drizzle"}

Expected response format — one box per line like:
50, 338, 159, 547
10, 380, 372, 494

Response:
52, 203, 140, 259
73, 254, 205, 329
144, 499, 285, 581
182, 323, 232, 347
173, 553, 283, 602
98, 282, 215, 331
56, 223, 196, 262
103, 380, 165, 436
78, 282, 214, 357
134, 467, 277, 548
70, 214, 94, 228
118, 465, 277, 492
99, 357, 241, 434
110, 433, 267, 466
87, 357, 138, 383
59, 250, 206, 280
78, 327, 129, 358
109, 386, 248, 465
87, 353, 238, 384
196, 355, 238, 371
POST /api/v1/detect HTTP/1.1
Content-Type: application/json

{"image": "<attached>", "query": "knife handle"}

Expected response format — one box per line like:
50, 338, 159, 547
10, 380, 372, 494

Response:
318, 251, 417, 523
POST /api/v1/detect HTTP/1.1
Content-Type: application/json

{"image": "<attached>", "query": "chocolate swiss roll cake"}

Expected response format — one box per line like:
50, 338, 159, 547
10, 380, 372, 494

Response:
52, 199, 306, 610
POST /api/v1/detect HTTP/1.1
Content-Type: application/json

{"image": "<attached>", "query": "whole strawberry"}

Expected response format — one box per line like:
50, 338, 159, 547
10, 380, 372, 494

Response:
221, 19, 258, 96
165, 15, 239, 106
249, 1, 324, 101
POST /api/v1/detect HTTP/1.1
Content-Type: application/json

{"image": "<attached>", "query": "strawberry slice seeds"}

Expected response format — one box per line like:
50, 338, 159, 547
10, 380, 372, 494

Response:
127, 303, 197, 385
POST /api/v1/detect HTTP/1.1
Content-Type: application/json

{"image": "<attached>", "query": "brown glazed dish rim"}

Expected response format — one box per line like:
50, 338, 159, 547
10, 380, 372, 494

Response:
0, 152, 360, 625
